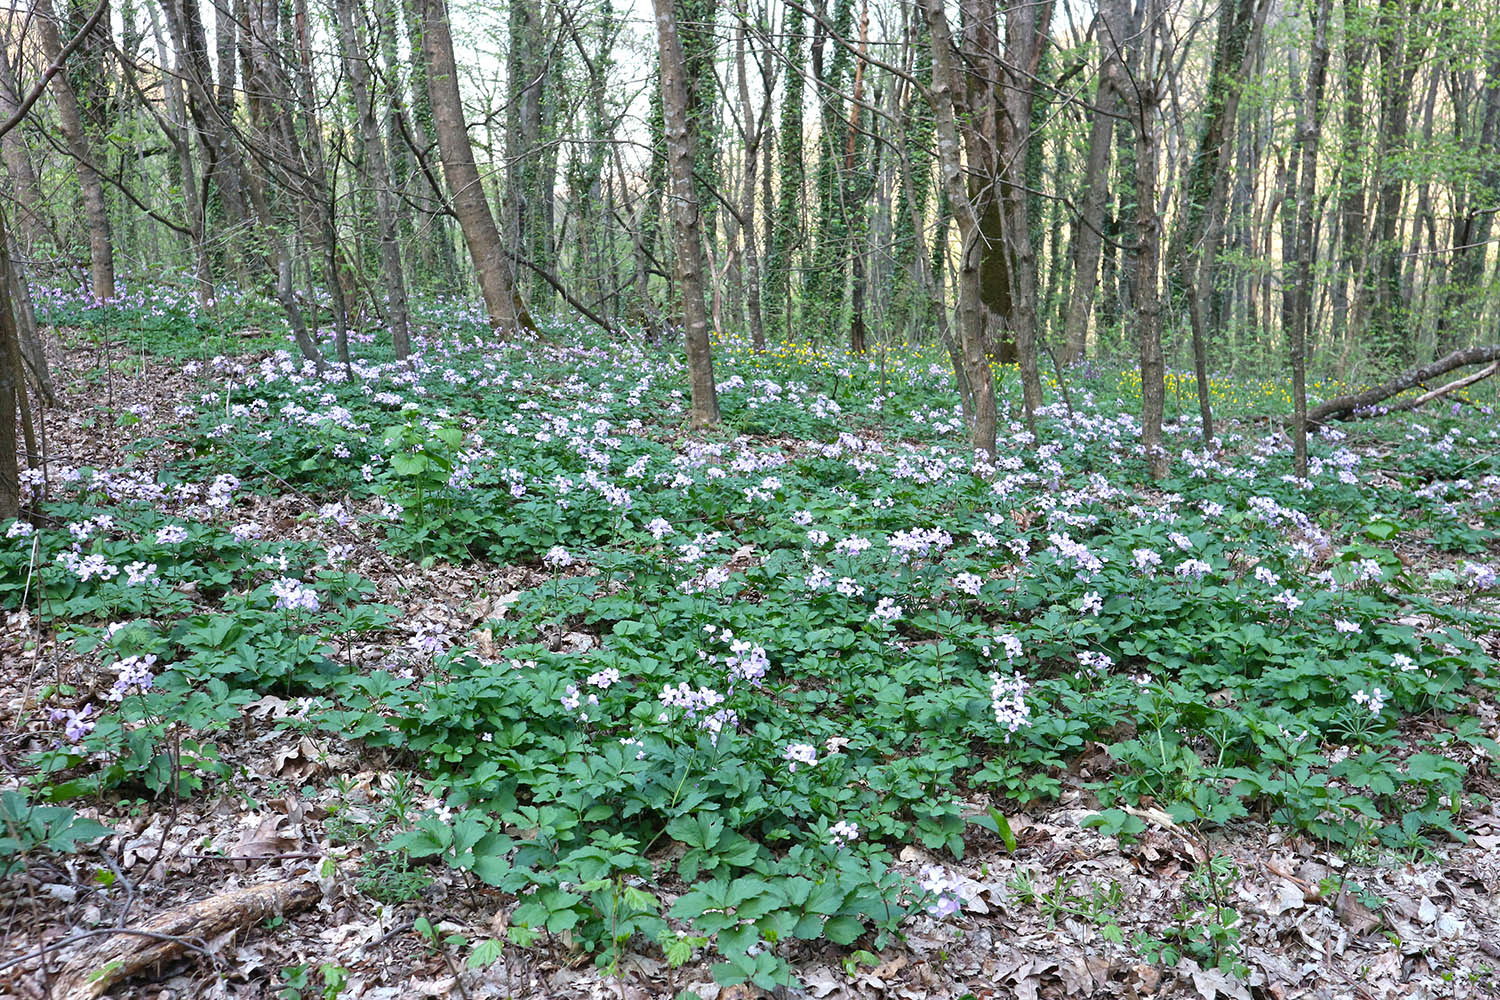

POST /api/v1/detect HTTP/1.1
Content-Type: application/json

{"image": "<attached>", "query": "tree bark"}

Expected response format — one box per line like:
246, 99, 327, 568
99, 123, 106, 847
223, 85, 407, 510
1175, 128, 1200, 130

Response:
1059, 0, 1126, 366
924, 0, 997, 456
336, 0, 413, 358
1131, 1, 1166, 479
1165, 0, 1267, 440
0, 41, 48, 251
734, 5, 768, 351
414, 0, 534, 334
653, 0, 719, 428
1285, 0, 1334, 477
37, 0, 115, 303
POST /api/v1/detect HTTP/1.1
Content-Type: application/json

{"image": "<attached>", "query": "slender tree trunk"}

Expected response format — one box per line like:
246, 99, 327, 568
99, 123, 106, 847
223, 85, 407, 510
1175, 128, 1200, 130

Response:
1438, 48, 1500, 349
415, 0, 534, 334
1166, 0, 1266, 440
925, 0, 997, 456
1287, 0, 1334, 477
734, 6, 767, 351
336, 0, 412, 358
653, 0, 719, 428
1132, 4, 1166, 479
0, 208, 41, 519
0, 43, 48, 251
161, 0, 251, 282
38, 0, 114, 302
146, 1, 212, 305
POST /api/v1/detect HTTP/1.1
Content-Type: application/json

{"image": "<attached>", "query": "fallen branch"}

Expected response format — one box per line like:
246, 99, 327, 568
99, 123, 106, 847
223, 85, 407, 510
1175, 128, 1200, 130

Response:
50, 877, 319, 999
1379, 362, 1499, 415
1307, 345, 1500, 424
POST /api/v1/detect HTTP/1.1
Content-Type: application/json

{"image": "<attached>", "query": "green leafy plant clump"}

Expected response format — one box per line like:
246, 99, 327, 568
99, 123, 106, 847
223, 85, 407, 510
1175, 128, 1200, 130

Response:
4, 301, 1499, 990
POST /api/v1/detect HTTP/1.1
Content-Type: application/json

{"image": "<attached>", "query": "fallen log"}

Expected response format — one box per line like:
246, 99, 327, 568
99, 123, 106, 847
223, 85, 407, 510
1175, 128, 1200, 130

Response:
1380, 362, 1499, 415
51, 877, 319, 999
1306, 345, 1500, 424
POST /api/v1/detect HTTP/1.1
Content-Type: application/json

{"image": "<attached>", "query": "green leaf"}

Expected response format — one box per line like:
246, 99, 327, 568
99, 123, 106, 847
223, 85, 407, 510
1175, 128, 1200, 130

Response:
467, 938, 504, 969
823, 914, 863, 945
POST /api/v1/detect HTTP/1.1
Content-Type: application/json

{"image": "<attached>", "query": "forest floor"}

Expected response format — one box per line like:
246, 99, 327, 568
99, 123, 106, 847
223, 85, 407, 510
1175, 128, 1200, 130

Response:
4, 306, 1500, 1000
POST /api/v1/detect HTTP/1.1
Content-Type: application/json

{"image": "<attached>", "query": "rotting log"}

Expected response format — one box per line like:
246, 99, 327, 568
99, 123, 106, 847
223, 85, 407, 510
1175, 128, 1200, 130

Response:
52, 877, 319, 999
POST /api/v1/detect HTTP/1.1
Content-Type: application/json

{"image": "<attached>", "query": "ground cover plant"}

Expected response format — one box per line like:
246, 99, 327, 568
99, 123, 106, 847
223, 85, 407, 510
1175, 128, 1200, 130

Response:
3, 294, 1500, 999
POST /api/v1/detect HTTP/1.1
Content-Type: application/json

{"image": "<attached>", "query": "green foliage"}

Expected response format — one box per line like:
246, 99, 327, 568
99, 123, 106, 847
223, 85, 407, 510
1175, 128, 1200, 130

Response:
0, 790, 113, 877
6, 299, 1499, 989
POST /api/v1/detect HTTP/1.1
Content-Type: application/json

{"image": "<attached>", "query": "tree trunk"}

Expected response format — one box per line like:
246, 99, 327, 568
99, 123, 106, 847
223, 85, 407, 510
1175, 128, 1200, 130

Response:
653, 0, 719, 428
1286, 0, 1334, 478
1165, 0, 1266, 440
147, 0, 212, 305
414, 0, 534, 334
734, 5, 767, 351
0, 41, 48, 251
336, 0, 413, 358
1330, 0, 1367, 346
1132, 3, 1166, 480
1307, 345, 1500, 422
38, 0, 114, 303
1437, 47, 1500, 350
924, 0, 997, 456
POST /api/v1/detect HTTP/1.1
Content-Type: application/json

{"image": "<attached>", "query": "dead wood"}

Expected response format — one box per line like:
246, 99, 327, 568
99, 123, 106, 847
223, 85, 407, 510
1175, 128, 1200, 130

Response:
51, 877, 319, 999
1306, 345, 1500, 424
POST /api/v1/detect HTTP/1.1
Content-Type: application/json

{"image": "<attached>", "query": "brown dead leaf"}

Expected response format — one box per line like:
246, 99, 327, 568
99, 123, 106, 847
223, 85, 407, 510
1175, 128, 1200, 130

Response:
232, 814, 302, 859
272, 736, 323, 779
1333, 889, 1382, 935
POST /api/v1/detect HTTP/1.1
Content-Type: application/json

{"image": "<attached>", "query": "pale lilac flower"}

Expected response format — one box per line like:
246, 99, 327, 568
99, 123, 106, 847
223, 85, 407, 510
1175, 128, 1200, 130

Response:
1132, 548, 1163, 573
543, 545, 575, 568
1271, 589, 1304, 612
587, 667, 621, 689
646, 517, 673, 540
1077, 650, 1114, 676
124, 561, 159, 586
106, 655, 156, 702
784, 743, 819, 773
1334, 619, 1362, 634
988, 671, 1032, 741
993, 634, 1023, 661
791, 510, 814, 526
835, 577, 866, 597
51, 704, 95, 744
409, 622, 448, 654
1079, 591, 1103, 616
1352, 687, 1387, 716
270, 577, 320, 612
834, 536, 872, 557
869, 597, 902, 624
805, 566, 833, 590
726, 640, 769, 686
952, 572, 984, 596
1392, 653, 1416, 672
1174, 558, 1211, 579
919, 866, 965, 919
1461, 561, 1498, 590
6, 521, 35, 538
829, 820, 860, 848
